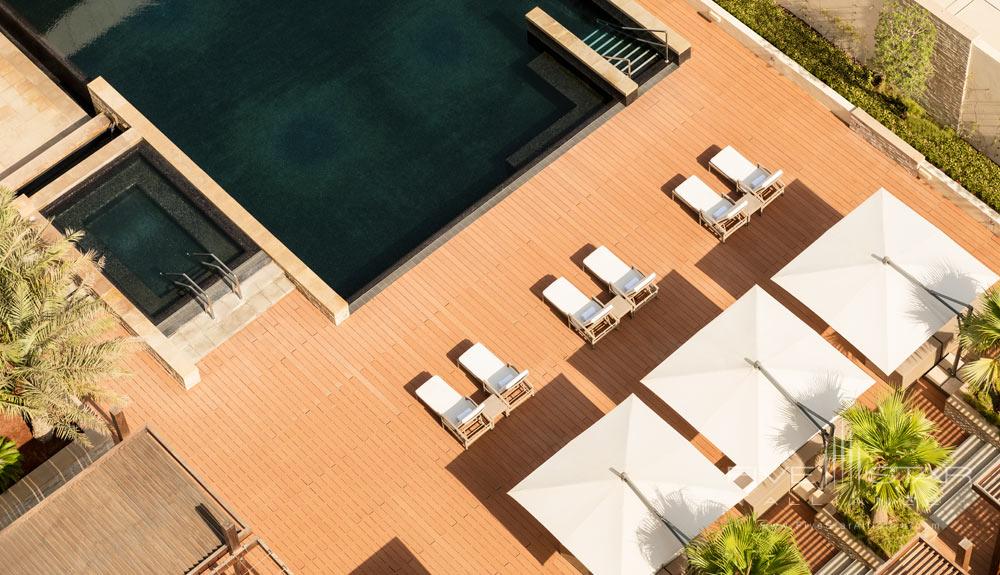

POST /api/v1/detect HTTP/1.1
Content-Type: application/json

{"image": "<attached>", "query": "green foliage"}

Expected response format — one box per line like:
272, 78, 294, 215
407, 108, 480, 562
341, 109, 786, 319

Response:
715, 0, 1000, 211
0, 436, 21, 491
828, 392, 950, 553
959, 288, 1000, 405
839, 498, 921, 557
684, 514, 810, 575
0, 188, 127, 444
871, 0, 936, 100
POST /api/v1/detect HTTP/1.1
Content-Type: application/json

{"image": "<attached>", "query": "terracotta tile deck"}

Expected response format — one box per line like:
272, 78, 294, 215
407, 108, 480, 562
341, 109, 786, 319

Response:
102, 0, 1000, 572
0, 33, 86, 175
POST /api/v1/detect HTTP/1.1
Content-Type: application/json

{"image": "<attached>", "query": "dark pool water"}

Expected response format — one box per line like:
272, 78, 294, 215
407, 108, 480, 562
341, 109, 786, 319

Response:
12, 0, 610, 298
50, 152, 246, 320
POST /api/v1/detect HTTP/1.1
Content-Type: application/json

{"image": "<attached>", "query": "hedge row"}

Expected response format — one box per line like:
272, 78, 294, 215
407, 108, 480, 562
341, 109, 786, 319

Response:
715, 0, 1000, 208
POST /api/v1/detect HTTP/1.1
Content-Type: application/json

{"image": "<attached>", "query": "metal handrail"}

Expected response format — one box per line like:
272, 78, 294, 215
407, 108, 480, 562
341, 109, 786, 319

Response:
595, 18, 668, 50
162, 272, 215, 319
603, 55, 633, 76
190, 252, 243, 299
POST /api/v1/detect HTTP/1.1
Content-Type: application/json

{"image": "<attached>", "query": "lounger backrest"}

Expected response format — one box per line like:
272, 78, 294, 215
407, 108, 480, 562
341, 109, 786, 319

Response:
458, 343, 506, 383
583, 246, 631, 286
415, 375, 464, 416
543, 277, 591, 317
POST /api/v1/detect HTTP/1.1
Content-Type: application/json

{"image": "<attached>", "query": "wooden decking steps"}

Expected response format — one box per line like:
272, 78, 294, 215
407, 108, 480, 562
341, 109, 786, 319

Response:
816, 552, 873, 575
930, 435, 1000, 527
0, 114, 111, 192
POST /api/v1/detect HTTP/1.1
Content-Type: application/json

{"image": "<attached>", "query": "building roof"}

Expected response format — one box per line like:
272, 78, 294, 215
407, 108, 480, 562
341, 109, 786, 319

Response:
0, 427, 246, 575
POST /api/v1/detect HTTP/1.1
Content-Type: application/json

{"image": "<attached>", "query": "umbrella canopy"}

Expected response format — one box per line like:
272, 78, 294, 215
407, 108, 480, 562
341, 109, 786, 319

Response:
509, 395, 742, 575
773, 188, 998, 375
641, 286, 873, 485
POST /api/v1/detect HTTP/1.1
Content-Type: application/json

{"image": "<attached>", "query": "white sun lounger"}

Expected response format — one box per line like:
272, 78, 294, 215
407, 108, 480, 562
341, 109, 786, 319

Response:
415, 375, 492, 448
582, 245, 658, 313
542, 277, 619, 346
709, 146, 785, 212
672, 175, 750, 242
458, 343, 534, 414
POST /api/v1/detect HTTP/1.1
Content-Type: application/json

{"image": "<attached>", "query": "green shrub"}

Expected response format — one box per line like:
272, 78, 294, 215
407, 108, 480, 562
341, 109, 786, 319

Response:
839, 499, 921, 557
0, 436, 22, 492
715, 0, 1000, 209
965, 389, 1000, 427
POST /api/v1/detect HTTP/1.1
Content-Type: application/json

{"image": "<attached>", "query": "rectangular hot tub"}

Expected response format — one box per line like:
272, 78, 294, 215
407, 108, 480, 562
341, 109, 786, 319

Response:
45, 143, 260, 327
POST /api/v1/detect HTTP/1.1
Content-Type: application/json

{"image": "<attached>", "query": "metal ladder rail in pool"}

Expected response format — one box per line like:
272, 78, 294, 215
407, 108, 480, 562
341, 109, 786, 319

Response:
581, 20, 666, 78
189, 252, 243, 300
161, 272, 215, 319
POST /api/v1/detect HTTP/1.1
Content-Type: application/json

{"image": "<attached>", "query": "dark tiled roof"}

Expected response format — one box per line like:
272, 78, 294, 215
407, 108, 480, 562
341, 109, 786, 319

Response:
0, 428, 245, 574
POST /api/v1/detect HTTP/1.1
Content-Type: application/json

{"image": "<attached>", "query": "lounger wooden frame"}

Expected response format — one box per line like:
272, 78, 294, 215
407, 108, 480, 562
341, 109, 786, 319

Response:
457, 353, 535, 416
696, 205, 750, 243
444, 408, 492, 449
622, 281, 658, 314
708, 159, 787, 214
574, 310, 618, 347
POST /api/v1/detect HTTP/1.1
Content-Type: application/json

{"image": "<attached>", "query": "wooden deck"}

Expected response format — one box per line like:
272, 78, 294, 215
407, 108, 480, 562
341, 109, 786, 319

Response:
103, 0, 1000, 572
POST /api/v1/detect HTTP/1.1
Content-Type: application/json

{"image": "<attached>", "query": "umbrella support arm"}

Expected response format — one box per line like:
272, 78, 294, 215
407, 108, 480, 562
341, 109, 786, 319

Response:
613, 469, 692, 546
876, 255, 971, 377
746, 359, 834, 487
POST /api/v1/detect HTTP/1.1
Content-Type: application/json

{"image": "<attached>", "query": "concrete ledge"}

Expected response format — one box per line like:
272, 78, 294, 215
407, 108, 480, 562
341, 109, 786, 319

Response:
87, 77, 350, 324
526, 7, 639, 104
815, 505, 885, 569
597, 0, 692, 62
0, 114, 111, 193
918, 160, 1000, 235
849, 108, 925, 175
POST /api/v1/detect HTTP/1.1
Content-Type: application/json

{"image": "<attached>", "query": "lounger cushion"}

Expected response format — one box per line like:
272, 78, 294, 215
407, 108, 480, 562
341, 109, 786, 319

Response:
583, 246, 632, 286
751, 169, 783, 193
459, 343, 507, 383
543, 277, 591, 318
710, 146, 756, 183
493, 368, 529, 393
416, 375, 479, 427
675, 175, 730, 216
746, 168, 770, 190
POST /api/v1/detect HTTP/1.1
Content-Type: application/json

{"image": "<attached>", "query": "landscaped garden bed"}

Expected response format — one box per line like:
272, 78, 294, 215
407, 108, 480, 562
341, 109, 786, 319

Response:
715, 0, 1000, 210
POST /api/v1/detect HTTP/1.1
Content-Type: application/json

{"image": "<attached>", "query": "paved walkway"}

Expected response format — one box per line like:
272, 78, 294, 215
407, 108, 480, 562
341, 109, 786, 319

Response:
0, 32, 86, 177
107, 0, 1000, 572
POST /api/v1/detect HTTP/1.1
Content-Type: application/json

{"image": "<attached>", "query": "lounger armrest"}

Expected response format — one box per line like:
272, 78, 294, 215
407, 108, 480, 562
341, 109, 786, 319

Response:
504, 368, 530, 391
756, 170, 783, 191
582, 301, 613, 327
621, 272, 656, 296
457, 402, 487, 426
717, 199, 749, 222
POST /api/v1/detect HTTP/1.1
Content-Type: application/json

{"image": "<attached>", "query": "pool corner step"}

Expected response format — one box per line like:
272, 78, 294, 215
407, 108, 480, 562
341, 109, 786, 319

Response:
167, 260, 294, 362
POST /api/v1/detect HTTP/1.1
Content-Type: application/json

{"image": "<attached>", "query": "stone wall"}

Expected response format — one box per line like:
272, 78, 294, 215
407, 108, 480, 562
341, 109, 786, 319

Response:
774, 0, 1000, 165
903, 0, 974, 128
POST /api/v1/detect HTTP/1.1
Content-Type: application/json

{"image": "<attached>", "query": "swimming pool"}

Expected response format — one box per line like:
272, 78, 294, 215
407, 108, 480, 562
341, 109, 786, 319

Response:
12, 0, 627, 298
45, 144, 259, 324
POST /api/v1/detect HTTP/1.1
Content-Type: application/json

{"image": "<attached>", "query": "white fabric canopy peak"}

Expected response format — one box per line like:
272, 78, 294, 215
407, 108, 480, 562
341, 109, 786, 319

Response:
508, 395, 742, 575
773, 188, 998, 375
641, 286, 874, 485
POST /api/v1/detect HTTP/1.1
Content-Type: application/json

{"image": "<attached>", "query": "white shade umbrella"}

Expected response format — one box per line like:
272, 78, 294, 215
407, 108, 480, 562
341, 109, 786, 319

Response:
641, 286, 874, 486
773, 188, 998, 375
509, 395, 742, 575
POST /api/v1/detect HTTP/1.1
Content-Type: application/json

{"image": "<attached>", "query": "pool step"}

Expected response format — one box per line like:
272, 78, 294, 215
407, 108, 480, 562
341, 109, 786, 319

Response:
167, 259, 294, 362
581, 27, 659, 78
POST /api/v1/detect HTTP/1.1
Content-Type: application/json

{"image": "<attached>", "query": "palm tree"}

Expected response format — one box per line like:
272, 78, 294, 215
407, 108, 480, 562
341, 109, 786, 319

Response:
684, 514, 810, 575
958, 287, 1000, 411
0, 188, 126, 444
828, 392, 951, 526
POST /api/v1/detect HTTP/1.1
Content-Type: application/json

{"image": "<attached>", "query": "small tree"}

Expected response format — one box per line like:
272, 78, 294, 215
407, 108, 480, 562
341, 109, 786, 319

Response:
959, 287, 1000, 411
829, 392, 950, 526
871, 0, 937, 101
0, 436, 21, 491
685, 514, 810, 575
0, 189, 127, 444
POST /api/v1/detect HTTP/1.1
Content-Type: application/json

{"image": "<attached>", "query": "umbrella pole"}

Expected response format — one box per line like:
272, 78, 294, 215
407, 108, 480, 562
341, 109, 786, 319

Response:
613, 469, 692, 546
746, 359, 835, 489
